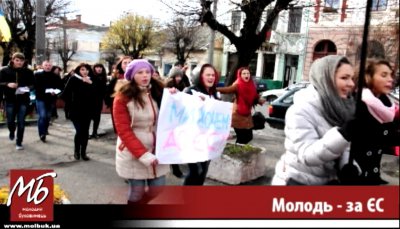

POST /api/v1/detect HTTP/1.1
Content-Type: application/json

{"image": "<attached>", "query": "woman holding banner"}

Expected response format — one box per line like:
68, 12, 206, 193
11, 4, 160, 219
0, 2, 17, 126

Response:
271, 55, 356, 185
182, 63, 220, 185
217, 67, 265, 144
113, 59, 169, 204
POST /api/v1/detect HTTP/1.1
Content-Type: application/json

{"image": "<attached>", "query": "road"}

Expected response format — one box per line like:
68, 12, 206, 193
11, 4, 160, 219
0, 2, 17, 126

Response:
0, 105, 398, 204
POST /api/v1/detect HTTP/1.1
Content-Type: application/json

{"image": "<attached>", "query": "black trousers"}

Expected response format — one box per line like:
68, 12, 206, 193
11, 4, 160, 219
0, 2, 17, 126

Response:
71, 117, 91, 154
91, 103, 103, 135
234, 128, 253, 144
183, 161, 210, 185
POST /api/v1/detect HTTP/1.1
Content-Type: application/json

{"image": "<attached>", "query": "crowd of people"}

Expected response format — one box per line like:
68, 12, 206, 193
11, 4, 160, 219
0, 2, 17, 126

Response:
0, 52, 398, 204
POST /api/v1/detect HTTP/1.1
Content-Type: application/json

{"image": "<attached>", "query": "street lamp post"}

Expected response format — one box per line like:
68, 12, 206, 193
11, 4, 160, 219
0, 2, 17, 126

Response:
207, 0, 218, 65
35, 0, 46, 64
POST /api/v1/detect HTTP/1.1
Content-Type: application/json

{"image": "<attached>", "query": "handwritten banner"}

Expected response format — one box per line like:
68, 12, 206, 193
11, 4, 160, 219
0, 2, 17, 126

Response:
156, 89, 232, 164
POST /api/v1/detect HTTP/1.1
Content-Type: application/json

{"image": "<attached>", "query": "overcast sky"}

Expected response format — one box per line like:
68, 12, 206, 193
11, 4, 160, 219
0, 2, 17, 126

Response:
68, 0, 174, 26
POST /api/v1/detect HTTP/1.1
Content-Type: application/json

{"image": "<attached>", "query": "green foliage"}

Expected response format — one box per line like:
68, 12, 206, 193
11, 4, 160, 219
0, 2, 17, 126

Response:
223, 143, 262, 163
102, 13, 157, 58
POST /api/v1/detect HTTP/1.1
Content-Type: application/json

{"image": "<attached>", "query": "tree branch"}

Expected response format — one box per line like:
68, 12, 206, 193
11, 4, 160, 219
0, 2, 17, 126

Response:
199, 0, 239, 45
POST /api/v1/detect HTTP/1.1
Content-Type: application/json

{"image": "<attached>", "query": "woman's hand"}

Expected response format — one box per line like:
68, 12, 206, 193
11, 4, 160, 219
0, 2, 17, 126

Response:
82, 77, 92, 84
7, 83, 17, 89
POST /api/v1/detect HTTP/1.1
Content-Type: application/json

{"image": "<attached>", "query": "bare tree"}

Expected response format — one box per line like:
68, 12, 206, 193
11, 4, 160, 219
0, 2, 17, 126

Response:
163, 0, 292, 85
56, 17, 76, 71
100, 50, 118, 75
0, 0, 72, 65
166, 16, 207, 65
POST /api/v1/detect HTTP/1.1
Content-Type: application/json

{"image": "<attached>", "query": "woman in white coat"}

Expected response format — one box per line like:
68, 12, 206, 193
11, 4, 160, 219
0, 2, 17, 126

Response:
271, 55, 356, 185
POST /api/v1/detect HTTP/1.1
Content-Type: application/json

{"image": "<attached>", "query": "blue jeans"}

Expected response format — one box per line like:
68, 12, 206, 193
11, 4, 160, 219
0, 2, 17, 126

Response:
127, 175, 166, 203
36, 100, 54, 136
6, 102, 27, 145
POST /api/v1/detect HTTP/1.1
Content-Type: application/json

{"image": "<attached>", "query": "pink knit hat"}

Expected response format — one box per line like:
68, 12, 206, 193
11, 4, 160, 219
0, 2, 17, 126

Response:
124, 59, 154, 81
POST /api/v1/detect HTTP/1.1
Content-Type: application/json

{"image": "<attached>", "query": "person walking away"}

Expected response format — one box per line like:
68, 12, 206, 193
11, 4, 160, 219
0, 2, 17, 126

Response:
89, 63, 107, 139
34, 60, 63, 142
113, 59, 168, 204
217, 67, 265, 144
271, 55, 356, 185
61, 63, 96, 161
0, 52, 34, 150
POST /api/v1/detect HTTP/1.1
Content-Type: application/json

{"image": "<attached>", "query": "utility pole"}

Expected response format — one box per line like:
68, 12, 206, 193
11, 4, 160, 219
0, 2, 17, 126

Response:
207, 0, 218, 65
35, 0, 46, 64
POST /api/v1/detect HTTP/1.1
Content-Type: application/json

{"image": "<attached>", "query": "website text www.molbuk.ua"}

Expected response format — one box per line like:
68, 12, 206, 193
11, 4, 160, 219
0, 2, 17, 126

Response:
3, 224, 60, 229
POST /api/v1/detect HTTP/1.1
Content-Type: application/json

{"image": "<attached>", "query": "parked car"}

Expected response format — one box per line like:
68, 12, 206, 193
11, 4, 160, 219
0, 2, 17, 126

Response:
216, 76, 268, 93
261, 81, 310, 103
266, 83, 309, 129
254, 78, 268, 93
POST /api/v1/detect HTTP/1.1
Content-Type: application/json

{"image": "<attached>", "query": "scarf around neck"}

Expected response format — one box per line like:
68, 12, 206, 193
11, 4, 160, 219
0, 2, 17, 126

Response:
362, 88, 395, 123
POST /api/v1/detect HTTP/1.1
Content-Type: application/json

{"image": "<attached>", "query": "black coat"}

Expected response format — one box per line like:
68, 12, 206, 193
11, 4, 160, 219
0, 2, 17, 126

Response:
0, 66, 34, 105
351, 95, 399, 185
91, 73, 107, 110
34, 71, 63, 103
60, 76, 96, 120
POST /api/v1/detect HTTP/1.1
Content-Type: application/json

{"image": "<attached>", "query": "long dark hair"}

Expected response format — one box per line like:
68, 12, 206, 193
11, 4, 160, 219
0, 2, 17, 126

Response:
74, 63, 93, 77
119, 77, 165, 108
112, 56, 132, 78
92, 63, 107, 81
198, 63, 219, 96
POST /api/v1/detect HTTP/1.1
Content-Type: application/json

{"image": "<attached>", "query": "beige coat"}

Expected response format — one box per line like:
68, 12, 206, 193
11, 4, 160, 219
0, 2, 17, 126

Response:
114, 91, 169, 180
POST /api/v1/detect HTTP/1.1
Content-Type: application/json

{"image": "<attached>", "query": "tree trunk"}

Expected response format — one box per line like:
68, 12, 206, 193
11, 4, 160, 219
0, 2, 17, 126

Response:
62, 60, 68, 73
1, 43, 12, 66
23, 40, 34, 65
225, 48, 254, 86
220, 49, 254, 102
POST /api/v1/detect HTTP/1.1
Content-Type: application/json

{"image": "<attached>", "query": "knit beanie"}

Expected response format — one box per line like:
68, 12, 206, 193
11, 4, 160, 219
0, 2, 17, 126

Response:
124, 59, 154, 81
168, 67, 183, 78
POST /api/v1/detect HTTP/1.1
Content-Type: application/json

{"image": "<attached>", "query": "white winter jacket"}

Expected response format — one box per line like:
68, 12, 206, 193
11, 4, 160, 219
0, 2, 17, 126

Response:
271, 86, 350, 185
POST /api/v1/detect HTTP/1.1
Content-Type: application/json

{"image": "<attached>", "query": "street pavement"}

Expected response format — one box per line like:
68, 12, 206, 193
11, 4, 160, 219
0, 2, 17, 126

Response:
0, 105, 398, 204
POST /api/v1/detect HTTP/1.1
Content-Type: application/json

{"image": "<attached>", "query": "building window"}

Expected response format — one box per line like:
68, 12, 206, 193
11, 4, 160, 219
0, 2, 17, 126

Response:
371, 0, 387, 11
325, 0, 340, 9
72, 41, 78, 51
288, 8, 302, 33
312, 40, 337, 61
323, 0, 340, 13
231, 11, 241, 33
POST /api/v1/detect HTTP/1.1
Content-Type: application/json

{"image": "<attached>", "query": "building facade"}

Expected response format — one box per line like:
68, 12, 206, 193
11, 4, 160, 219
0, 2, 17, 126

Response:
46, 15, 108, 73
221, 0, 399, 88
